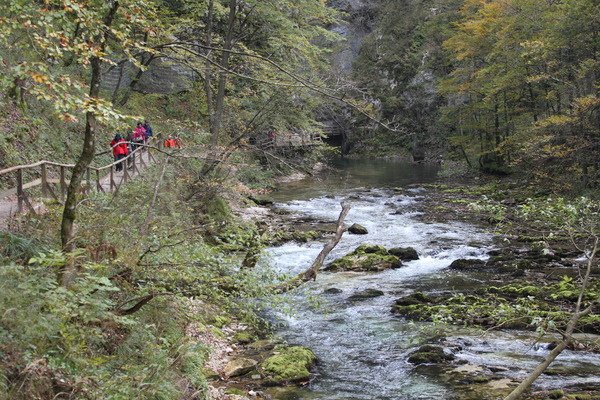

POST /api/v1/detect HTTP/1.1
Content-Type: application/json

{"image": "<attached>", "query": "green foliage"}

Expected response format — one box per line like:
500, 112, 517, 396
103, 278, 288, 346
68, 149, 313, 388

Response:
0, 232, 45, 263
0, 259, 209, 399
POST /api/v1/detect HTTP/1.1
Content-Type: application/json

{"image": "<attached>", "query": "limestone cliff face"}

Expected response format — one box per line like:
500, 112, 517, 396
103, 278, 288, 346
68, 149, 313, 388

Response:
102, 58, 197, 95
329, 0, 377, 74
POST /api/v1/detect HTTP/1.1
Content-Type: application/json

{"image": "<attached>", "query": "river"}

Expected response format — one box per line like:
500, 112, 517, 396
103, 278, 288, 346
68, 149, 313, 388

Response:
261, 158, 600, 400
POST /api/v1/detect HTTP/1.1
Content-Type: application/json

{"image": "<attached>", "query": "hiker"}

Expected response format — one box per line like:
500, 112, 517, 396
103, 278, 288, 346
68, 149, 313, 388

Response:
132, 122, 146, 151
110, 133, 128, 172
174, 134, 183, 148
164, 134, 177, 148
142, 120, 153, 141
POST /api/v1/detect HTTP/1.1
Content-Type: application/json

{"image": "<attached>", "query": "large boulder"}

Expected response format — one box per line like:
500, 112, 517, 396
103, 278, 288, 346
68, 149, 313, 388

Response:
326, 244, 402, 272
448, 258, 486, 271
348, 223, 368, 234
391, 292, 434, 317
408, 345, 455, 365
261, 346, 317, 384
348, 288, 385, 301
223, 358, 258, 378
388, 247, 419, 261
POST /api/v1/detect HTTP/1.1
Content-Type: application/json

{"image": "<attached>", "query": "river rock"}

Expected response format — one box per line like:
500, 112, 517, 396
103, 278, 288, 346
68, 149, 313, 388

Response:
348, 223, 369, 234
223, 357, 258, 378
261, 346, 316, 384
326, 244, 402, 272
324, 287, 343, 294
388, 247, 419, 261
393, 292, 431, 307
348, 288, 384, 301
408, 345, 455, 365
248, 196, 274, 206
448, 258, 486, 270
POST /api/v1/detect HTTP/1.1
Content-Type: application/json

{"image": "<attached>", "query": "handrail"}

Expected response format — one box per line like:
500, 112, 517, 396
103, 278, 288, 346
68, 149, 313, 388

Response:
0, 137, 161, 216
0, 138, 156, 176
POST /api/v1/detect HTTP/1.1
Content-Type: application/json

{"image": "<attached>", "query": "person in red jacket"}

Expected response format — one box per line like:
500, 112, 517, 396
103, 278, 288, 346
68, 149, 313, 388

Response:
110, 133, 129, 171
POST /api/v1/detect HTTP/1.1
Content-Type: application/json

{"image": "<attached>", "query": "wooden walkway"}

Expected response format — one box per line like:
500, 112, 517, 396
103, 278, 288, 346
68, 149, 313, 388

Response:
0, 142, 159, 229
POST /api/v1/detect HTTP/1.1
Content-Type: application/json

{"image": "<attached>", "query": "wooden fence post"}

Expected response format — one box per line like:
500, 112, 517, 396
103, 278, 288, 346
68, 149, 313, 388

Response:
41, 163, 48, 197
86, 168, 91, 194
96, 170, 104, 193
16, 168, 23, 213
110, 167, 115, 192
60, 166, 66, 202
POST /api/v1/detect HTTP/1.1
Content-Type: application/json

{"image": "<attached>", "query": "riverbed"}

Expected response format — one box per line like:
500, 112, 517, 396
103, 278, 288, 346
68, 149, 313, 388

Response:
261, 158, 600, 400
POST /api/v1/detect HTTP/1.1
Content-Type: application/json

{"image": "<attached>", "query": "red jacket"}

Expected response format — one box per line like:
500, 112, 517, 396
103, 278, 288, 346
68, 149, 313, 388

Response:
110, 138, 128, 156
133, 127, 146, 141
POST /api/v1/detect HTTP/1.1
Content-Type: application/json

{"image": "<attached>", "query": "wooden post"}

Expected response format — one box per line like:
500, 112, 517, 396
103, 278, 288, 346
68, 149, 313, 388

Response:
123, 164, 129, 183
16, 168, 23, 213
41, 162, 48, 197
132, 150, 138, 175
96, 170, 104, 193
60, 166, 66, 201
110, 167, 115, 192
86, 168, 91, 195
139, 149, 147, 168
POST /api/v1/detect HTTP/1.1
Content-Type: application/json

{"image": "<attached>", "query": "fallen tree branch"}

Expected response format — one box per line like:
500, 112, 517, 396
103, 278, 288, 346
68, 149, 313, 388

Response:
114, 292, 174, 316
276, 202, 351, 293
504, 237, 599, 400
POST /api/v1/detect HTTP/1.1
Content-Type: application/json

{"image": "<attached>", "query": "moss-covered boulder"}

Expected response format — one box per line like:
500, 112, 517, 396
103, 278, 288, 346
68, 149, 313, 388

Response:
233, 331, 256, 344
348, 288, 385, 301
261, 346, 317, 384
448, 258, 486, 271
348, 223, 369, 234
223, 357, 258, 378
326, 244, 402, 272
408, 345, 455, 365
388, 247, 419, 261
393, 292, 431, 308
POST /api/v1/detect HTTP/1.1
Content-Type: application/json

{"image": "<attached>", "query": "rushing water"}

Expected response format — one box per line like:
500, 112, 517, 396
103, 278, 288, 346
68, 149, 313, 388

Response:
263, 158, 600, 400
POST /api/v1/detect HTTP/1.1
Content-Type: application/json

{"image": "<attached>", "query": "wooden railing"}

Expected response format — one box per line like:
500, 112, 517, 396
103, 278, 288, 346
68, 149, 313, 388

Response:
0, 139, 159, 216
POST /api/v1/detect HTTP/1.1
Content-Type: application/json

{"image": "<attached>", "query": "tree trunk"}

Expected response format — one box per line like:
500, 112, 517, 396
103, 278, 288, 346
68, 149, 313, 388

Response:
277, 203, 351, 293
205, 0, 215, 142
212, 0, 237, 145
60, 1, 120, 285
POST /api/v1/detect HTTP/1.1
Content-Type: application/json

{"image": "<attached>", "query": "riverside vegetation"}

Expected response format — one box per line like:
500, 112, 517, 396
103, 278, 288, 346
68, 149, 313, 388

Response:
0, 0, 599, 400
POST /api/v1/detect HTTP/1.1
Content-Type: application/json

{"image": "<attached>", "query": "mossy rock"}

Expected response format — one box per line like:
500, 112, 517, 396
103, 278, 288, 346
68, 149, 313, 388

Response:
348, 288, 385, 301
223, 357, 258, 378
225, 387, 247, 396
249, 196, 274, 206
392, 292, 432, 308
388, 247, 419, 261
234, 331, 255, 344
348, 223, 368, 234
448, 258, 486, 271
489, 284, 542, 297
408, 345, 455, 365
326, 244, 402, 272
547, 389, 565, 399
261, 346, 317, 384
202, 367, 220, 380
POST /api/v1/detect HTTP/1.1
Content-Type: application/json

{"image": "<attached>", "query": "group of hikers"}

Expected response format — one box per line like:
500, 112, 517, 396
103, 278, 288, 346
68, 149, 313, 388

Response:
110, 121, 183, 172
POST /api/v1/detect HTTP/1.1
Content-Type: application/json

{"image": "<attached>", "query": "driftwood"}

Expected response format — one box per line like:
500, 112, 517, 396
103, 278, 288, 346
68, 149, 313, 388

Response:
276, 202, 351, 293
